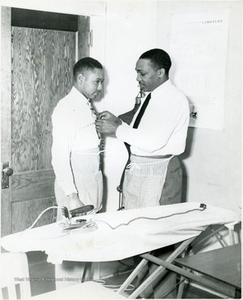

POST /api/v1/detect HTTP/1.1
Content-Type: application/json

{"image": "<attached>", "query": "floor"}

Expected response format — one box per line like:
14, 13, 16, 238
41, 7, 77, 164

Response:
27, 251, 224, 299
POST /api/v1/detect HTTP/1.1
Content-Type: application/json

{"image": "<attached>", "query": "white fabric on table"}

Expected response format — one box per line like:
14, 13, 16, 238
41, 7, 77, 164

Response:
1, 203, 240, 264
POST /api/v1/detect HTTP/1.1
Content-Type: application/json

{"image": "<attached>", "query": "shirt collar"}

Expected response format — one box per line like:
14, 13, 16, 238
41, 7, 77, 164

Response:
70, 86, 89, 104
151, 79, 172, 97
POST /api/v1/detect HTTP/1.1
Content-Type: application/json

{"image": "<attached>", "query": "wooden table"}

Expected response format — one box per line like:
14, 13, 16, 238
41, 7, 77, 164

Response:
175, 243, 241, 298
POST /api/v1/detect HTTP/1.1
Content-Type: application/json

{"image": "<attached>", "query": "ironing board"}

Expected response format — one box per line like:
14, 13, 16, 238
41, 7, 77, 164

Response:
0, 202, 240, 297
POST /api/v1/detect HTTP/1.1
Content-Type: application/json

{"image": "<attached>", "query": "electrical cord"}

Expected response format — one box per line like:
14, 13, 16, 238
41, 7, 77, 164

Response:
96, 204, 207, 230
25, 205, 95, 231
26, 206, 59, 230
25, 203, 207, 232
93, 279, 135, 292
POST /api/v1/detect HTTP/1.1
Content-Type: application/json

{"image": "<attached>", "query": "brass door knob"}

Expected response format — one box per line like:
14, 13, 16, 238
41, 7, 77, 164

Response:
2, 163, 13, 189
2, 167, 13, 177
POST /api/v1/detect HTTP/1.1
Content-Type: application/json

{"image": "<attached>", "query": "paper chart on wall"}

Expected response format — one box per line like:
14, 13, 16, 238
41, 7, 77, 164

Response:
169, 10, 230, 130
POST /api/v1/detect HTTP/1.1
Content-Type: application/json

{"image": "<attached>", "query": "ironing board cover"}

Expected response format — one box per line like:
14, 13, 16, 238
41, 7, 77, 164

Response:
0, 202, 240, 263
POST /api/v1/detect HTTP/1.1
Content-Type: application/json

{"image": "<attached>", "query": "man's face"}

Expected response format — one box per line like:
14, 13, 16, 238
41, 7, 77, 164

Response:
80, 68, 104, 100
135, 59, 161, 92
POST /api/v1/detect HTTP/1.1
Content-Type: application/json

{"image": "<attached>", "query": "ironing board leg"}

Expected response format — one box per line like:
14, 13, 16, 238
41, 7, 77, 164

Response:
177, 275, 187, 298
130, 238, 194, 299
229, 229, 236, 245
81, 262, 93, 282
209, 226, 227, 247
117, 258, 149, 294
117, 237, 194, 298
176, 251, 190, 298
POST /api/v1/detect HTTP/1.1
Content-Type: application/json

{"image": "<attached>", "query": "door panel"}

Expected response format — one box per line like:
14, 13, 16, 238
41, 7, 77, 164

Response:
11, 170, 55, 202
11, 27, 76, 172
10, 27, 76, 233
12, 197, 56, 233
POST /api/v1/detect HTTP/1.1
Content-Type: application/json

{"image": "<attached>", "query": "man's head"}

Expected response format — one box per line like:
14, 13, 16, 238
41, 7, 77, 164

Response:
73, 57, 104, 100
135, 48, 172, 92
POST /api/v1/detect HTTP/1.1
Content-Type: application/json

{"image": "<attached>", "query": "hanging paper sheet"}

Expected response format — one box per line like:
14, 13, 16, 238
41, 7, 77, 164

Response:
169, 10, 230, 129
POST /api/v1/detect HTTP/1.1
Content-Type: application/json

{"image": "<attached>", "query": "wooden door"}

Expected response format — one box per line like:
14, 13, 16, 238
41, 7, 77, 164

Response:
1, 7, 90, 236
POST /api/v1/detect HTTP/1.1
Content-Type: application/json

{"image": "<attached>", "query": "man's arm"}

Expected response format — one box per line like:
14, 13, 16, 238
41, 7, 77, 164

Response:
96, 111, 122, 137
52, 109, 84, 209
96, 96, 189, 154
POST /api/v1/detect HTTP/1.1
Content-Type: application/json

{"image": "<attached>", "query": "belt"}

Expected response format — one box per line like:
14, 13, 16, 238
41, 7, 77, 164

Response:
132, 154, 173, 159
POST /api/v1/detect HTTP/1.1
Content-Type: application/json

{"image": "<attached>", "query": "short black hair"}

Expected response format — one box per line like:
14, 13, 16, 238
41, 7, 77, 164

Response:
73, 57, 103, 81
139, 49, 172, 75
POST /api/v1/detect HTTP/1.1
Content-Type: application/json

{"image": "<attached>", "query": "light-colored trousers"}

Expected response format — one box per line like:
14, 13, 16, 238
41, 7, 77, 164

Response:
122, 154, 171, 209
55, 148, 103, 220
54, 148, 103, 289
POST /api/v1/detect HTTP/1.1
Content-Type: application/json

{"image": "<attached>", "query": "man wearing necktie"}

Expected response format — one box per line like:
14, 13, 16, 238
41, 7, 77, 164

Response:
96, 49, 189, 298
96, 49, 190, 210
51, 58, 104, 290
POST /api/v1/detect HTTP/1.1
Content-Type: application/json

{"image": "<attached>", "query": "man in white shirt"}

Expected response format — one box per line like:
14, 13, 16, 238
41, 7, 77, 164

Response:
96, 49, 189, 298
52, 57, 104, 214
51, 57, 104, 289
96, 49, 189, 210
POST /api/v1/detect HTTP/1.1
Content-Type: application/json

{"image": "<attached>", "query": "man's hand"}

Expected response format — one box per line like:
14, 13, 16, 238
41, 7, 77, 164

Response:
67, 193, 84, 210
96, 111, 122, 137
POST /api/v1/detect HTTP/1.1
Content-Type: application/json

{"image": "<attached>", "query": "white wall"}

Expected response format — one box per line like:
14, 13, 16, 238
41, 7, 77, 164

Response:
100, 1, 158, 211
155, 1, 242, 213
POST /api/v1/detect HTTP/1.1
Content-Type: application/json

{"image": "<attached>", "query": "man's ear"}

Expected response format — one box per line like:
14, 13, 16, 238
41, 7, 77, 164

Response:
158, 68, 165, 78
77, 73, 84, 84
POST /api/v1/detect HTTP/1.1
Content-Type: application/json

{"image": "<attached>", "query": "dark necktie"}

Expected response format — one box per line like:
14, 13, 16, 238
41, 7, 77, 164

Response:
133, 93, 151, 129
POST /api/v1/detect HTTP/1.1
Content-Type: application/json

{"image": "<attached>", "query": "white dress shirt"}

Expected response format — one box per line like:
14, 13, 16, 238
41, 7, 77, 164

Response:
51, 87, 100, 195
116, 80, 190, 156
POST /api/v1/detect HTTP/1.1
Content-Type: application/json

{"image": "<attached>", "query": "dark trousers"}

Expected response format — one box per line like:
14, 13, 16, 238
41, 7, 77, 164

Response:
160, 156, 183, 205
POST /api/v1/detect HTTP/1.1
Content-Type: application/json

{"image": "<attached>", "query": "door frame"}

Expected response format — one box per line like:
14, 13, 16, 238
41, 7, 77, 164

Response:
1, 6, 12, 238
